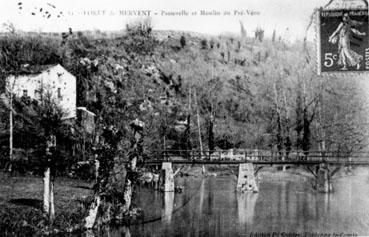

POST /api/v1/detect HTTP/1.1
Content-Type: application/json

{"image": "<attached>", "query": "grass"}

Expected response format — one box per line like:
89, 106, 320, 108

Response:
0, 172, 93, 236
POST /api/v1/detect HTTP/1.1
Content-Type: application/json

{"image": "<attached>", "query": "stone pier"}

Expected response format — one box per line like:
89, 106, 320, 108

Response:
160, 162, 175, 192
316, 164, 333, 193
237, 163, 258, 193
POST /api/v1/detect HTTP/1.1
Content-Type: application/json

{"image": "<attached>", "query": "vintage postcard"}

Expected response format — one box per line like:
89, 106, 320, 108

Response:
0, 0, 369, 236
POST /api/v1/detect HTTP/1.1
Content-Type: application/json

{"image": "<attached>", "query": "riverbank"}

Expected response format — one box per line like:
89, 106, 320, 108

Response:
0, 172, 93, 236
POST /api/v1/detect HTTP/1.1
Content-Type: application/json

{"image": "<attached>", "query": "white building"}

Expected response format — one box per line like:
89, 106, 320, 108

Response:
6, 64, 76, 119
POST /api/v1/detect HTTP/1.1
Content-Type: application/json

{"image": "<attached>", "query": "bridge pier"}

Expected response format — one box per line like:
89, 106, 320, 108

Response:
316, 164, 333, 193
160, 162, 175, 192
237, 163, 258, 193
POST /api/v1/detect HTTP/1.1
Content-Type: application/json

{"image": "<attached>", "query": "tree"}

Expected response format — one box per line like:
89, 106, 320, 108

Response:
121, 18, 157, 55
2, 22, 16, 34
180, 35, 186, 48
239, 21, 247, 38
9, 93, 67, 220
255, 27, 265, 42
272, 29, 276, 42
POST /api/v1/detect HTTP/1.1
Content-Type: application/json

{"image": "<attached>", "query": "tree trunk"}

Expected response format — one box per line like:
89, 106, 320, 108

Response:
85, 152, 101, 229
273, 78, 284, 163
122, 179, 132, 212
123, 127, 142, 212
43, 167, 55, 220
84, 196, 101, 229
295, 88, 303, 151
301, 77, 310, 156
302, 109, 311, 155
95, 157, 100, 182
122, 156, 135, 211
43, 135, 56, 220
208, 114, 214, 152
8, 84, 13, 164
49, 181, 55, 220
186, 88, 192, 158
318, 93, 326, 152
9, 107, 13, 161
282, 90, 291, 170
194, 91, 203, 156
194, 91, 205, 174
43, 168, 50, 213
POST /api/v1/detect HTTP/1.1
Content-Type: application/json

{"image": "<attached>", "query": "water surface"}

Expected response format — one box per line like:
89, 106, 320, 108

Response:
110, 167, 369, 236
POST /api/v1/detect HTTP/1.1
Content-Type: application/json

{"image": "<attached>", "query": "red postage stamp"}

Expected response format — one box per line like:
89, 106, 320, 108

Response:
318, 9, 369, 74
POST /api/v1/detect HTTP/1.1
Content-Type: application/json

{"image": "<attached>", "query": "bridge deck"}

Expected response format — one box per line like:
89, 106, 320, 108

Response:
135, 159, 369, 166
135, 150, 369, 166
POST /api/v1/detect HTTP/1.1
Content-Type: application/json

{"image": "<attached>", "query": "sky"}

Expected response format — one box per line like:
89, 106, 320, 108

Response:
0, 0, 334, 41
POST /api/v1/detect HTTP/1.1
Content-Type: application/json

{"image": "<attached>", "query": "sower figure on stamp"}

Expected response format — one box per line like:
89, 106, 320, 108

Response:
328, 12, 366, 70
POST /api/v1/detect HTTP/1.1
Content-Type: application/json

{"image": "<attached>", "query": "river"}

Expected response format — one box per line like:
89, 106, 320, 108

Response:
103, 166, 369, 236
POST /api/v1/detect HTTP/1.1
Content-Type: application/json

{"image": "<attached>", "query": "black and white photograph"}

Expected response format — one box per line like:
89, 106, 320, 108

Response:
0, 0, 369, 236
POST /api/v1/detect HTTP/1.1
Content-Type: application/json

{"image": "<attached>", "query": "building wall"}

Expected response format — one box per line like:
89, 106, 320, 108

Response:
6, 64, 76, 119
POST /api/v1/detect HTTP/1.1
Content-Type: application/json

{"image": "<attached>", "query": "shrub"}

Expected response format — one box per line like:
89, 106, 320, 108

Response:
209, 40, 214, 49
255, 27, 265, 42
0, 35, 61, 80
121, 19, 158, 55
200, 39, 208, 49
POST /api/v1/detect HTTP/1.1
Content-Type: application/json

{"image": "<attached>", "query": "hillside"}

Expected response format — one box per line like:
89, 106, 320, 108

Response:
1, 25, 368, 159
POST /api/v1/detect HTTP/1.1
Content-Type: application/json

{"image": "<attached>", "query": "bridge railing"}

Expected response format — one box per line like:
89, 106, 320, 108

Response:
150, 149, 369, 163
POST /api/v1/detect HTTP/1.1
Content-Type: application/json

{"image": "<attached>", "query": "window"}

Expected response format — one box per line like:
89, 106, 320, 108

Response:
57, 88, 62, 99
23, 90, 28, 97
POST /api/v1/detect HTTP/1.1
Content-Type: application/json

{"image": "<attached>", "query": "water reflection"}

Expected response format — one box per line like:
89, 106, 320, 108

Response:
124, 167, 369, 236
161, 192, 174, 225
105, 226, 131, 237
237, 192, 258, 226
85, 226, 131, 237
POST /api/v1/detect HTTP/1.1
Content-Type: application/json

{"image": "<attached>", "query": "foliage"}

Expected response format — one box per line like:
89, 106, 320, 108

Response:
200, 39, 208, 49
0, 35, 61, 79
255, 27, 265, 42
0, 93, 76, 175
121, 18, 158, 55
94, 126, 124, 202
0, 21, 368, 172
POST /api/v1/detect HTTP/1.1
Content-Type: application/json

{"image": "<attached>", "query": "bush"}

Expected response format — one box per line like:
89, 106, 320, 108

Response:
255, 28, 265, 42
0, 35, 61, 83
200, 39, 208, 49
209, 40, 214, 49
121, 19, 158, 55
0, 96, 77, 177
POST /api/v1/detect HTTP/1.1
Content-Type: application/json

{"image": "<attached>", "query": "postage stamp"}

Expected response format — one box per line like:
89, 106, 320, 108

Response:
317, 9, 369, 74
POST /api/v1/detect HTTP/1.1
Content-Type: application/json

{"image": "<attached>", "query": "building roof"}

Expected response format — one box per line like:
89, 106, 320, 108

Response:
14, 64, 60, 76
2, 63, 75, 94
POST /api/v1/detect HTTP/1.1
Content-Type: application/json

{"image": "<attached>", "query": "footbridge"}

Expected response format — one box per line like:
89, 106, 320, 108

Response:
141, 149, 369, 193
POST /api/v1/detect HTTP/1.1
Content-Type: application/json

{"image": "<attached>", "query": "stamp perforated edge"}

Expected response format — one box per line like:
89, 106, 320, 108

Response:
314, 4, 369, 76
